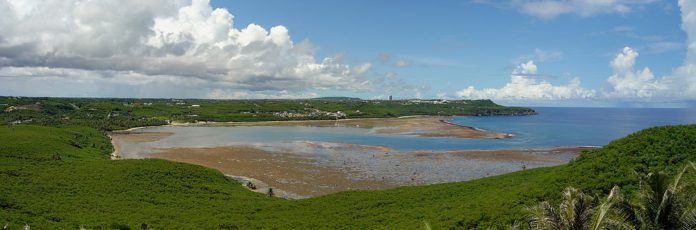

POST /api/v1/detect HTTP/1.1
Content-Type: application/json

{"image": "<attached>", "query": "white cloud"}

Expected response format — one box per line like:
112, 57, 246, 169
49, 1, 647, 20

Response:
207, 89, 319, 99
0, 0, 371, 97
393, 59, 411, 68
681, 0, 696, 64
456, 60, 596, 100
456, 1, 696, 103
511, 0, 655, 19
602, 46, 696, 100
601, 1, 696, 101
664, 0, 696, 99
605, 47, 666, 98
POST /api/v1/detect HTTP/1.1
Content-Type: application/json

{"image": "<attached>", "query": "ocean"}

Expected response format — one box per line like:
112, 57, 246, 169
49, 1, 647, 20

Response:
121, 107, 696, 154
113, 107, 696, 190
449, 107, 696, 148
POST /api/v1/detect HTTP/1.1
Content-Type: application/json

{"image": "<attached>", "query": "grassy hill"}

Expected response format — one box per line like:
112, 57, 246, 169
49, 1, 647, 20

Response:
1, 124, 695, 229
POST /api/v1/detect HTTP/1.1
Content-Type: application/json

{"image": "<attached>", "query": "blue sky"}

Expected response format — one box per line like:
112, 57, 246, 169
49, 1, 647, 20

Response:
0, 0, 695, 107
213, 0, 688, 104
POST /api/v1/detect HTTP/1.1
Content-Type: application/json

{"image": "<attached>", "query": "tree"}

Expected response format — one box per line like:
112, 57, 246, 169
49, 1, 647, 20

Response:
527, 187, 596, 230
632, 163, 696, 230
527, 163, 696, 230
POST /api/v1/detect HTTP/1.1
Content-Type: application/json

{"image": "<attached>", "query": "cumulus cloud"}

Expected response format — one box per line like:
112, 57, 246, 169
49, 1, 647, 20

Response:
510, 0, 655, 19
680, 0, 696, 65
456, 60, 596, 100
602, 0, 696, 101
456, 1, 695, 103
605, 47, 665, 98
0, 0, 371, 97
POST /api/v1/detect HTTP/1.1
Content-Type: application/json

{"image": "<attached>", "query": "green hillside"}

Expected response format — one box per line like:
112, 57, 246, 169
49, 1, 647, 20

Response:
1, 124, 695, 229
0, 97, 536, 131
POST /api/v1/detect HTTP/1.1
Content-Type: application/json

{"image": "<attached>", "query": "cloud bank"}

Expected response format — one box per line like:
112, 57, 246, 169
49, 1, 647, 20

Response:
456, 60, 596, 100
458, 0, 696, 103
603, 0, 696, 101
0, 0, 370, 98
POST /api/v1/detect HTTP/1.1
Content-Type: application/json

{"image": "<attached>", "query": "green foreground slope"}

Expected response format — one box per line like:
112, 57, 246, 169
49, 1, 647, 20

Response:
1, 125, 695, 229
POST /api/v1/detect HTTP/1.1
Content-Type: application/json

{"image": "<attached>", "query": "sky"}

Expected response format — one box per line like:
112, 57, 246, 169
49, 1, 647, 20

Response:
0, 0, 695, 107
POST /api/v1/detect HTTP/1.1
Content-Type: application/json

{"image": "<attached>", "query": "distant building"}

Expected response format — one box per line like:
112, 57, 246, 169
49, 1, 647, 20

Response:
389, 95, 392, 101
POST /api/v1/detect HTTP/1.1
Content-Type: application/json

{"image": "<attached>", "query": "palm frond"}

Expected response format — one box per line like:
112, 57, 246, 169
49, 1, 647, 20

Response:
528, 201, 563, 230
680, 207, 696, 230
592, 186, 637, 230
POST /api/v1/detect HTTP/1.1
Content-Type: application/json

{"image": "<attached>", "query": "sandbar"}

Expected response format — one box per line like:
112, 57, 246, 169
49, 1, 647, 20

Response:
199, 116, 510, 139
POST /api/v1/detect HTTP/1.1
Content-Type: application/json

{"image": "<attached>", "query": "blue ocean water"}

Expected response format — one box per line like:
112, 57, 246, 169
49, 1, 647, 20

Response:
137, 107, 696, 152
449, 107, 696, 148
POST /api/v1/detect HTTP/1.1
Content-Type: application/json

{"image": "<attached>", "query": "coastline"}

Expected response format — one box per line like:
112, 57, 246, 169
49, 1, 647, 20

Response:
437, 119, 514, 138
140, 143, 590, 198
108, 131, 175, 159
199, 116, 512, 139
107, 116, 595, 198
109, 134, 119, 160
109, 116, 511, 143
226, 174, 308, 199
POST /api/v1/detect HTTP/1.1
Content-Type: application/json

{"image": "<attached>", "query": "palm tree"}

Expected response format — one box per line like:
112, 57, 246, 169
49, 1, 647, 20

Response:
633, 162, 696, 230
527, 187, 597, 230
527, 163, 696, 230
528, 186, 640, 230
591, 186, 636, 230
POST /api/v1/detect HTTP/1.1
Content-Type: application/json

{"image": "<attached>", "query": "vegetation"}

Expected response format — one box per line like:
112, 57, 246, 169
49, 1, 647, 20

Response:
1, 120, 695, 228
0, 96, 536, 131
527, 163, 696, 230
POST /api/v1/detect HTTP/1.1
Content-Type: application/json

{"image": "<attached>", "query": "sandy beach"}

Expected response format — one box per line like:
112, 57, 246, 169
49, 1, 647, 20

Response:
109, 131, 174, 159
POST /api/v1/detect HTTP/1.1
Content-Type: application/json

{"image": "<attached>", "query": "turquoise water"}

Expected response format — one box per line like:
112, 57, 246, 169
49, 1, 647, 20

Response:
130, 107, 696, 152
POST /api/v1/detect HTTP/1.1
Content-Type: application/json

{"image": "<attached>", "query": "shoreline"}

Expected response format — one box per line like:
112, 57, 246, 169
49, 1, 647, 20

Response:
226, 174, 308, 199
141, 144, 591, 198
107, 116, 597, 198
109, 134, 119, 160
438, 119, 514, 138
111, 116, 514, 140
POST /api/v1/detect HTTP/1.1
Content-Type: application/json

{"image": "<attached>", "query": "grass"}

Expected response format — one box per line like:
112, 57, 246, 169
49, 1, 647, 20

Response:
1, 124, 695, 229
